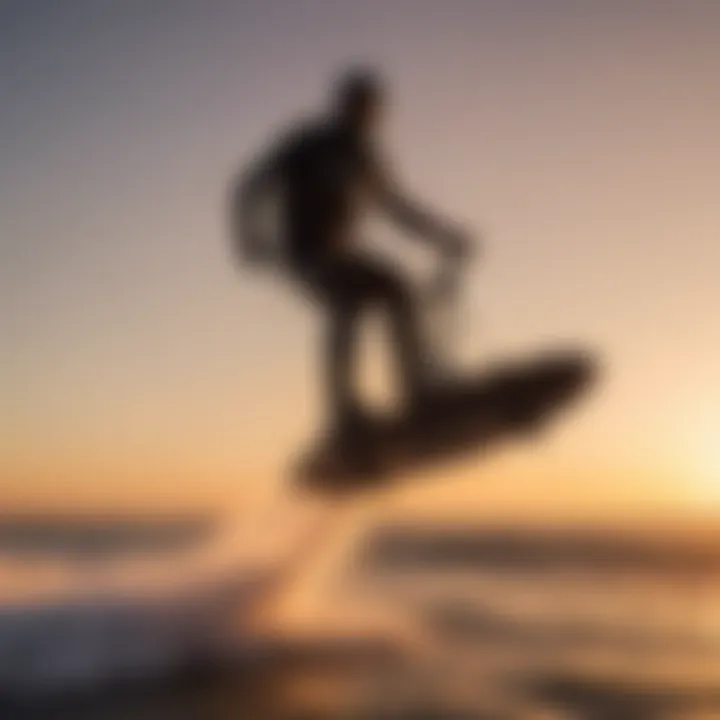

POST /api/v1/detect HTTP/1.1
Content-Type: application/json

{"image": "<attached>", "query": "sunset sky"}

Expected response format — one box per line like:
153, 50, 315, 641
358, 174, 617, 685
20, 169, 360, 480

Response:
2, 1, 719, 513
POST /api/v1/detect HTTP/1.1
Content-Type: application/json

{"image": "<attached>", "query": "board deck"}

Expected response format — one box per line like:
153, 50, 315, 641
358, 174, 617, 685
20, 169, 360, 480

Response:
293, 350, 598, 496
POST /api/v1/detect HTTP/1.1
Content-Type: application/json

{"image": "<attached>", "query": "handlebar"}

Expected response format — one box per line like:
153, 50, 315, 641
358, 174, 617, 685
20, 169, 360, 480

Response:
421, 248, 474, 374
426, 253, 464, 305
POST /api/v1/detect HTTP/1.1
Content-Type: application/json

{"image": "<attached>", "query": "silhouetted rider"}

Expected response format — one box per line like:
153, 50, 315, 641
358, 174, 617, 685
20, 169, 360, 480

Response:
232, 69, 473, 445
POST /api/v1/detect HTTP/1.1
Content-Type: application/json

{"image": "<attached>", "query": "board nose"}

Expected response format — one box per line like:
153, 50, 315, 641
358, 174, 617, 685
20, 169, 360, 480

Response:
534, 347, 601, 402
557, 349, 601, 403
574, 350, 601, 390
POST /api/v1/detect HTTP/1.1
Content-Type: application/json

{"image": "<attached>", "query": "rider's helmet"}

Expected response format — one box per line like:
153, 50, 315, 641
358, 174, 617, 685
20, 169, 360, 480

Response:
333, 67, 385, 132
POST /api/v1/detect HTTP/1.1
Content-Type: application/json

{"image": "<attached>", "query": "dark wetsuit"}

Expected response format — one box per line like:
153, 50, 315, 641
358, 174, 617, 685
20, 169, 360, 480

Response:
278, 121, 364, 268
241, 119, 432, 427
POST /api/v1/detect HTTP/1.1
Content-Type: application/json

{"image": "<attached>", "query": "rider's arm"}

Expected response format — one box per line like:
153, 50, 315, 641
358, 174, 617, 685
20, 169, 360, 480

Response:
367, 151, 470, 257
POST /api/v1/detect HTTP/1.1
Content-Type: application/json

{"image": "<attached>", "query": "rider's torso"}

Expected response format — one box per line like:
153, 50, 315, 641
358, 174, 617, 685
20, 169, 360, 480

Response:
278, 121, 370, 266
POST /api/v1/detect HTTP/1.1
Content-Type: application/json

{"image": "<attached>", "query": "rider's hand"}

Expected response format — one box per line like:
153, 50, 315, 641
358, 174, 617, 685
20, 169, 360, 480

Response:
440, 225, 476, 263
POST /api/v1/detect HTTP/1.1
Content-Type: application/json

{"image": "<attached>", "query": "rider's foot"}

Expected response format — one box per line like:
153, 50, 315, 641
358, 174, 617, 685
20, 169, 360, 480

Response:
407, 383, 447, 427
332, 409, 385, 477
332, 406, 376, 439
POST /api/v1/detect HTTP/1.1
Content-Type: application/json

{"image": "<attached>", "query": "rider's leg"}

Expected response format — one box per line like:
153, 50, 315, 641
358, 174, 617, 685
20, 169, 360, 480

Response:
296, 259, 370, 433
345, 256, 430, 409
326, 300, 364, 430
301, 253, 430, 429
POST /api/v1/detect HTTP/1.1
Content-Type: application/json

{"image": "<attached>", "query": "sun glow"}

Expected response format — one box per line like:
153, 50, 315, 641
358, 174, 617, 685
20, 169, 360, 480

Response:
686, 420, 720, 502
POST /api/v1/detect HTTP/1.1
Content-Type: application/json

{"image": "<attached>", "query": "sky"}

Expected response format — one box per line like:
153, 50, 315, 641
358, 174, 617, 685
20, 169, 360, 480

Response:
2, 0, 720, 514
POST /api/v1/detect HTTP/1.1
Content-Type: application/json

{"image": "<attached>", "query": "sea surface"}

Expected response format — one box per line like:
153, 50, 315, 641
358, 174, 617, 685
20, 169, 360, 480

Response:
3, 505, 720, 719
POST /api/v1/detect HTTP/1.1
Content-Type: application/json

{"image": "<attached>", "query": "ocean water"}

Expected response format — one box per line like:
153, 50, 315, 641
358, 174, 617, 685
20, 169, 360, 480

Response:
3, 510, 720, 718
0, 500, 330, 698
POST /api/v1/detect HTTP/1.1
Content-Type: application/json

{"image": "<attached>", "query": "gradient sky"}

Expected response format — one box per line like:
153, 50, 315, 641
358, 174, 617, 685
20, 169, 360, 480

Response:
2, 1, 720, 512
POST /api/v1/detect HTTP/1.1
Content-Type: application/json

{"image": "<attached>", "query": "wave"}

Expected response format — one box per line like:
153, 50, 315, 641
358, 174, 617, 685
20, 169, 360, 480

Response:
0, 501, 329, 698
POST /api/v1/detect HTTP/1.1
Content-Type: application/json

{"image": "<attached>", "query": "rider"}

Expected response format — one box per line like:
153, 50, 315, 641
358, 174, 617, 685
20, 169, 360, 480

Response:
232, 68, 474, 446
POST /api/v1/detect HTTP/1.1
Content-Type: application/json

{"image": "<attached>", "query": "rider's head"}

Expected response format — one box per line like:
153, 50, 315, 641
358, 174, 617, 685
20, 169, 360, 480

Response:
333, 68, 384, 137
